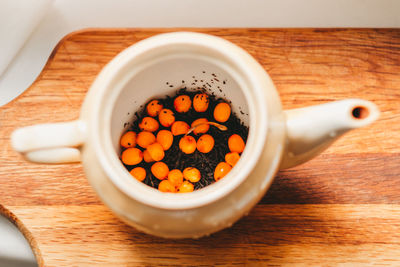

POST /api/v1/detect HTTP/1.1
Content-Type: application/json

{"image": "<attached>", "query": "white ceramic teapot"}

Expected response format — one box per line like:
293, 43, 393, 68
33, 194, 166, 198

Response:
11, 32, 379, 238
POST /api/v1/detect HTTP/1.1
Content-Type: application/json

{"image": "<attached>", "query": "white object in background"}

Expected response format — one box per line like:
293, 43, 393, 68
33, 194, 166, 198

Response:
0, 216, 36, 267
1, 0, 400, 106
0, 0, 52, 77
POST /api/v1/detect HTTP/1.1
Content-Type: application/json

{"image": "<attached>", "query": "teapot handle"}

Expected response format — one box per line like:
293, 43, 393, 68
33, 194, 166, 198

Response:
11, 120, 85, 163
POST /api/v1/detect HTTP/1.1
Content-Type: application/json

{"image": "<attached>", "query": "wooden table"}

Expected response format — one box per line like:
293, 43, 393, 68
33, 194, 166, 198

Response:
1, 29, 399, 266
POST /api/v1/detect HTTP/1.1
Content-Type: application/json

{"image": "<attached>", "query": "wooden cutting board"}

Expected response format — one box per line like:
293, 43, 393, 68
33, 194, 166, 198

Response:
1, 29, 399, 266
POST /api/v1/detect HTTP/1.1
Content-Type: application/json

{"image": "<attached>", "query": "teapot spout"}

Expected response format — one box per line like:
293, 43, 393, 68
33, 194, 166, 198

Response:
279, 99, 379, 169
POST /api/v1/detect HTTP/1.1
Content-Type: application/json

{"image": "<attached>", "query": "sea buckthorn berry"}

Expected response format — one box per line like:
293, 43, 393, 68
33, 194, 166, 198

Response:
151, 162, 169, 180
146, 100, 163, 117
121, 148, 143, 165
196, 134, 214, 153
158, 180, 176, 193
120, 131, 137, 148
147, 142, 165, 161
171, 121, 190, 136
214, 102, 231, 123
193, 93, 209, 112
225, 152, 240, 167
228, 134, 245, 153
178, 181, 194, 193
168, 169, 184, 188
214, 162, 232, 181
174, 95, 191, 113
179, 136, 196, 154
130, 167, 146, 182
137, 131, 156, 148
158, 109, 175, 127
139, 117, 159, 132
183, 167, 201, 183
156, 130, 173, 150
191, 118, 209, 135
143, 149, 154, 163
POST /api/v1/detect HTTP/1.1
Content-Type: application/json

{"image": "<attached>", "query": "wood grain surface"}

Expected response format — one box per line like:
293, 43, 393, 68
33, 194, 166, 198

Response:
0, 29, 399, 266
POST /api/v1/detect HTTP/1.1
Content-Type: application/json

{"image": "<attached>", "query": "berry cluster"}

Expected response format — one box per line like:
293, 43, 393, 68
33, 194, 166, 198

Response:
119, 90, 247, 193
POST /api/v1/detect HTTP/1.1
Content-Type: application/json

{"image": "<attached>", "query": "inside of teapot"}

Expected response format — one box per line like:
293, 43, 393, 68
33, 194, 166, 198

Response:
109, 54, 254, 192
110, 54, 250, 152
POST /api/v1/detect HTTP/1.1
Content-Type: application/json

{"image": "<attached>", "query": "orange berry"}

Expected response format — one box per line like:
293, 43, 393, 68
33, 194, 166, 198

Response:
171, 121, 190, 136
121, 148, 143, 165
196, 134, 214, 153
147, 142, 165, 161
159, 109, 175, 127
174, 95, 192, 113
191, 118, 209, 135
214, 102, 231, 122
158, 180, 176, 193
178, 181, 194, 193
120, 131, 137, 148
193, 93, 209, 112
137, 131, 156, 148
183, 167, 201, 183
139, 117, 159, 132
225, 152, 240, 167
214, 162, 232, 181
130, 167, 146, 182
168, 169, 184, 188
156, 130, 173, 150
228, 134, 245, 153
143, 149, 154, 163
151, 162, 169, 180
146, 100, 163, 117
179, 136, 196, 154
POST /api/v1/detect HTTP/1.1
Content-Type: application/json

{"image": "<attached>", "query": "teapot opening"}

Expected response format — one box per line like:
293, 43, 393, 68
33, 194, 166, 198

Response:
100, 37, 269, 210
352, 106, 369, 119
